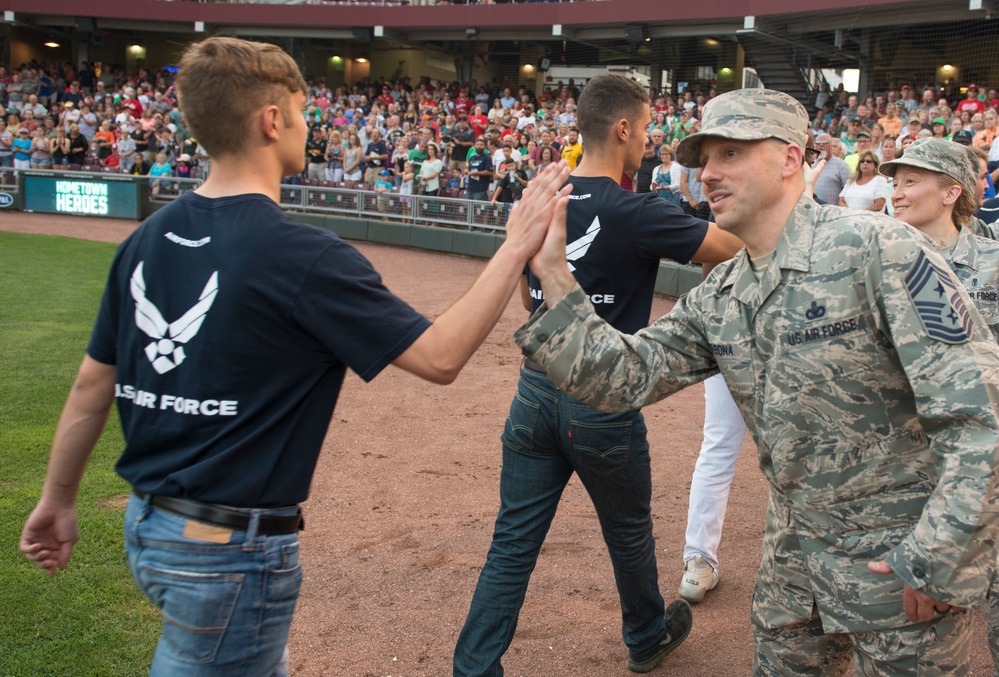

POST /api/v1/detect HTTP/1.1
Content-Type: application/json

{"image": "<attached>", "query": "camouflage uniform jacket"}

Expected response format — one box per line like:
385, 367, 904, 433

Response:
515, 196, 999, 633
964, 215, 999, 242
948, 227, 999, 342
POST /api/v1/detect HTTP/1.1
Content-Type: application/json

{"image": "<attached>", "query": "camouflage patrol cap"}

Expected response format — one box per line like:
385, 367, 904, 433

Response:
879, 137, 979, 196
675, 88, 808, 167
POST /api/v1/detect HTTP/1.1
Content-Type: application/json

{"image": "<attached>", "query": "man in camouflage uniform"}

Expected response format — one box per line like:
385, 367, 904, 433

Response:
515, 88, 999, 675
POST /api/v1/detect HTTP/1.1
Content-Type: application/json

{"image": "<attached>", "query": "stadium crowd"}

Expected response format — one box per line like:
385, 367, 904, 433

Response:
2, 58, 998, 217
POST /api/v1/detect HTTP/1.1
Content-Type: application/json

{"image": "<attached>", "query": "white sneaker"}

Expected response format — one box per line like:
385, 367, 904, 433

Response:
678, 555, 719, 603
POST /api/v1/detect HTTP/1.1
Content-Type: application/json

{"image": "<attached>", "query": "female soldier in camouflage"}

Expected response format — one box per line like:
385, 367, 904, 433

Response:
882, 138, 999, 340
881, 137, 999, 673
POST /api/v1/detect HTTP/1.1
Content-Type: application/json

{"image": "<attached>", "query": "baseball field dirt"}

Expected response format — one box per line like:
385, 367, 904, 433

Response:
4, 210, 991, 675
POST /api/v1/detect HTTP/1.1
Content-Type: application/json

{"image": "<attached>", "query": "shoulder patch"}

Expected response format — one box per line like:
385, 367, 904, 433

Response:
904, 250, 973, 344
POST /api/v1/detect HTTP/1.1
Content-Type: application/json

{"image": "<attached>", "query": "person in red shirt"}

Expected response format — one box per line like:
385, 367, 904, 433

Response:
455, 89, 474, 119
957, 84, 987, 116
121, 87, 143, 119
377, 86, 394, 108
468, 104, 488, 137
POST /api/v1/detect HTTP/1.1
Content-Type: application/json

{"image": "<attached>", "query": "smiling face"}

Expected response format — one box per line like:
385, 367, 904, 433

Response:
891, 166, 954, 229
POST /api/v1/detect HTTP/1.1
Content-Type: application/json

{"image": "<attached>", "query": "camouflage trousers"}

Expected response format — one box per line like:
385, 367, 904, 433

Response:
753, 604, 973, 676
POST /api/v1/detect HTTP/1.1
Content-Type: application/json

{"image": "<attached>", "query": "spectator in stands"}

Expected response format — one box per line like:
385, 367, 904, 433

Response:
175, 153, 192, 180
52, 125, 71, 167
809, 132, 847, 200
880, 101, 905, 138
325, 129, 344, 183
77, 102, 97, 140
116, 123, 137, 173
975, 111, 997, 151
417, 142, 443, 196
92, 119, 115, 160
957, 84, 987, 116
533, 145, 556, 177
18, 108, 39, 134
305, 125, 327, 181
6, 73, 22, 113
844, 130, 873, 171
121, 86, 143, 119
29, 127, 51, 169
343, 131, 363, 182
490, 143, 528, 208
58, 100, 79, 130
931, 117, 948, 139
148, 151, 173, 196
12, 126, 30, 169
363, 128, 388, 186
915, 87, 937, 113
0, 119, 12, 168
449, 116, 474, 172
635, 138, 658, 194
650, 144, 682, 206
839, 150, 886, 211
839, 115, 863, 155
373, 169, 395, 221
22, 94, 47, 120
67, 123, 88, 165
408, 138, 428, 177
516, 104, 536, 132
560, 126, 583, 169
465, 136, 492, 201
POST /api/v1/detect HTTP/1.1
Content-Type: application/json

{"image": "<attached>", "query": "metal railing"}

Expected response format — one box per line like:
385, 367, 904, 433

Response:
0, 167, 512, 231
278, 183, 510, 232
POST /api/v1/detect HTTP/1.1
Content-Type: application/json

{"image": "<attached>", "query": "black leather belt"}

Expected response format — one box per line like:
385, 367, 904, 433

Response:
134, 491, 303, 535
523, 357, 546, 373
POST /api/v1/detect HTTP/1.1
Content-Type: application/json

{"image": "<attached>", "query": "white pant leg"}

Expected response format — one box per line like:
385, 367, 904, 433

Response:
683, 373, 747, 569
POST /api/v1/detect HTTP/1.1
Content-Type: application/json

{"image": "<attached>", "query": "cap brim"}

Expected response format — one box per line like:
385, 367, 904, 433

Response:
675, 127, 774, 167
879, 156, 943, 179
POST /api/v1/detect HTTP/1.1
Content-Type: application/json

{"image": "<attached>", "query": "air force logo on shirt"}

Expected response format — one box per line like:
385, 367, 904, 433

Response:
566, 216, 601, 272
130, 261, 219, 373
904, 250, 973, 344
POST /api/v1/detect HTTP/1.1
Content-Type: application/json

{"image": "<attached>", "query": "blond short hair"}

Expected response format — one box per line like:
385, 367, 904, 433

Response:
176, 37, 306, 158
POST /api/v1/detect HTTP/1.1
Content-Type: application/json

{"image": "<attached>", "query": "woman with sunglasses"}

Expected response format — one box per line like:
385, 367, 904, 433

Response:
839, 150, 886, 211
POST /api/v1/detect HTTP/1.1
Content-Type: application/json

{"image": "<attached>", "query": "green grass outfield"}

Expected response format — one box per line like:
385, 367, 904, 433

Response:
0, 232, 159, 676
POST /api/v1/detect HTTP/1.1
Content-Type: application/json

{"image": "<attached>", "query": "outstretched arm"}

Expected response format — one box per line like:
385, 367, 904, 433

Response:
21, 356, 116, 575
393, 162, 572, 383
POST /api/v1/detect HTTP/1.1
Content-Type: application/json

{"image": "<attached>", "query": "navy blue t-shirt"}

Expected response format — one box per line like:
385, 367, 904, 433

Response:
88, 192, 431, 507
467, 152, 493, 192
528, 175, 708, 333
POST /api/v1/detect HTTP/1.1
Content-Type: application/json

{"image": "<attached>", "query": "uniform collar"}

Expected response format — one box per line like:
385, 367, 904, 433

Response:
719, 195, 817, 306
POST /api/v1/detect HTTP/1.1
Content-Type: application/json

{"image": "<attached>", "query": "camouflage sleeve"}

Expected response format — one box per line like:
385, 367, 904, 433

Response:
512, 283, 718, 411
871, 224, 999, 606
966, 216, 999, 242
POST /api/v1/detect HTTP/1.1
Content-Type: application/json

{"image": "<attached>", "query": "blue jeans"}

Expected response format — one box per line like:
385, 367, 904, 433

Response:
453, 367, 666, 676
124, 493, 302, 677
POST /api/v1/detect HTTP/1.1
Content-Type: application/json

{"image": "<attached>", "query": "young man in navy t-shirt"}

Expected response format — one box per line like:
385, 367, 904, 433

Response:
454, 73, 742, 675
20, 37, 572, 676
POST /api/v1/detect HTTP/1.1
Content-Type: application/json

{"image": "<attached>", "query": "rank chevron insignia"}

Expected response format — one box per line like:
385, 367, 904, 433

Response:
130, 261, 220, 374
904, 250, 973, 344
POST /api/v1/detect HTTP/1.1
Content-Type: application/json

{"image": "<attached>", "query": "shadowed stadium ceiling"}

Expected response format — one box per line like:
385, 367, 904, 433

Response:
6, 0, 998, 72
